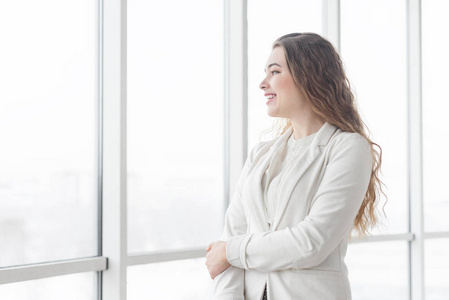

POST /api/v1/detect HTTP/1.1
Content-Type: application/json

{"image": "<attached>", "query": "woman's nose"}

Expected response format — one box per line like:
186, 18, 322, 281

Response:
259, 78, 268, 90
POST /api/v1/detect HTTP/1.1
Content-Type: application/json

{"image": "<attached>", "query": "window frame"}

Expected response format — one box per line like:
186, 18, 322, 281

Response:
1, 1, 447, 300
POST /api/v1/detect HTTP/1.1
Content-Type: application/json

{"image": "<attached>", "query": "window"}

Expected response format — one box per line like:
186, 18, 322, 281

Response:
422, 1, 449, 297
128, 258, 212, 299
127, 0, 224, 254
341, 0, 407, 235
0, 0, 102, 297
1, 1, 447, 299
0, 0, 98, 268
422, 0, 449, 233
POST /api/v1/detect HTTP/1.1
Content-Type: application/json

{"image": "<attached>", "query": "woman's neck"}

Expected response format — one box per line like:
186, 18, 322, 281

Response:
290, 116, 325, 140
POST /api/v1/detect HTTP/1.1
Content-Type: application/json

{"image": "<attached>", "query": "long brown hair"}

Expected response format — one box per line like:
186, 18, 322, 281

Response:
272, 33, 386, 237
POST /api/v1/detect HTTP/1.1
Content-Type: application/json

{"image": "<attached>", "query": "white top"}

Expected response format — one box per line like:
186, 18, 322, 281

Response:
261, 130, 317, 227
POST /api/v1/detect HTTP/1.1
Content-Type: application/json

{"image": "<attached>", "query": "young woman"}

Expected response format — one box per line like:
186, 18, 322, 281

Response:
205, 33, 384, 300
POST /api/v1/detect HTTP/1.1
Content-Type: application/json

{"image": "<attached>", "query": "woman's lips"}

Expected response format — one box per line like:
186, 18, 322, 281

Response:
266, 95, 276, 105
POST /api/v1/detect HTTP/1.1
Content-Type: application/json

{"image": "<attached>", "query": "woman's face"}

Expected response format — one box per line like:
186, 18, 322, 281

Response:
259, 46, 308, 119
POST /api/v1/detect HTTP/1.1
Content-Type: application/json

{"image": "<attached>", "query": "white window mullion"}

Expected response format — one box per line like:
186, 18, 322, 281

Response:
424, 232, 449, 239
102, 0, 127, 299
350, 233, 415, 244
127, 248, 206, 266
322, 0, 340, 52
97, 0, 104, 299
224, 0, 248, 212
0, 257, 107, 285
407, 0, 424, 300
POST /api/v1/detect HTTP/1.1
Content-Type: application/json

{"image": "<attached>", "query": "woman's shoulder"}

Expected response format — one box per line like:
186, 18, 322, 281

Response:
332, 130, 370, 147
326, 129, 372, 162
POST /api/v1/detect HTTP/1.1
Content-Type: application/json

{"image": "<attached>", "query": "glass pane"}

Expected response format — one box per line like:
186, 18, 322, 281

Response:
0, 1, 98, 267
426, 239, 449, 299
341, 0, 407, 234
347, 241, 409, 299
128, 258, 212, 299
422, 0, 449, 232
127, 0, 224, 252
247, 0, 322, 150
0, 272, 96, 299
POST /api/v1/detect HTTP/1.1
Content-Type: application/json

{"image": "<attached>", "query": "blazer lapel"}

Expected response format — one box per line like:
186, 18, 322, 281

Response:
245, 127, 294, 232
271, 122, 338, 231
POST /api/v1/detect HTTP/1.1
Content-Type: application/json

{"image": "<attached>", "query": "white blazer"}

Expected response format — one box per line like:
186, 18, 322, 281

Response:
213, 122, 372, 300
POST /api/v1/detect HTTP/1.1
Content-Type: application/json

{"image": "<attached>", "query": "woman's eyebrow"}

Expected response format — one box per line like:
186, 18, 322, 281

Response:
264, 63, 282, 73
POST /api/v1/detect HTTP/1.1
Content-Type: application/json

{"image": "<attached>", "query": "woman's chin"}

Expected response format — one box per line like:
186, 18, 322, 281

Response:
267, 109, 279, 118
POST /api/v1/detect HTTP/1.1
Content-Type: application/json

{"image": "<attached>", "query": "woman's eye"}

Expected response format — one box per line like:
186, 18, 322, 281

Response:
271, 70, 279, 75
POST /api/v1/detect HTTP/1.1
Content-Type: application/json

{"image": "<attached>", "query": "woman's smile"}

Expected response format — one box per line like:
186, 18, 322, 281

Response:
265, 93, 277, 105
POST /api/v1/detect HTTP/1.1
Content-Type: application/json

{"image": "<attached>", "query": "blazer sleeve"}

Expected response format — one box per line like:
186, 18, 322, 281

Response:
225, 134, 372, 272
213, 142, 262, 300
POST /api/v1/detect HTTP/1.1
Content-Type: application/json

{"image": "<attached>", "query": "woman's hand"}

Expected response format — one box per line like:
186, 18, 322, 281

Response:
205, 241, 231, 279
